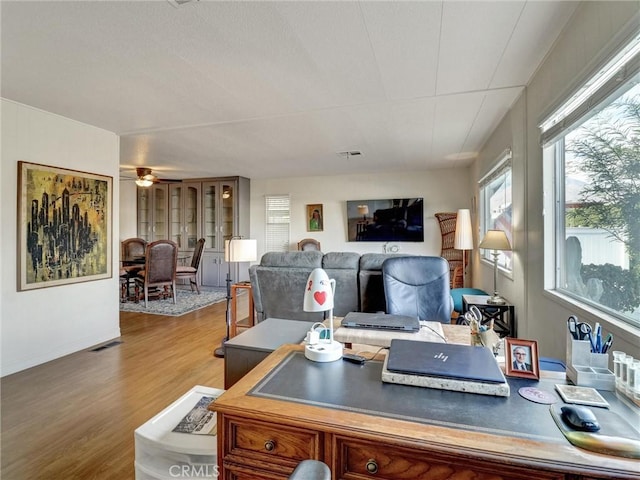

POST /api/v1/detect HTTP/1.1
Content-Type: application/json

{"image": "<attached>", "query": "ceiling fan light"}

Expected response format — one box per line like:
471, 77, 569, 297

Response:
135, 178, 154, 188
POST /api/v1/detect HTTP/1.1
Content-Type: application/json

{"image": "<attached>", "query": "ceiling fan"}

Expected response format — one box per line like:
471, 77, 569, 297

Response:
121, 167, 181, 187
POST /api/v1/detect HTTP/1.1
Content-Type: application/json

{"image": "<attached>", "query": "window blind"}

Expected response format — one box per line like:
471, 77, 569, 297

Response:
540, 33, 640, 147
265, 194, 290, 252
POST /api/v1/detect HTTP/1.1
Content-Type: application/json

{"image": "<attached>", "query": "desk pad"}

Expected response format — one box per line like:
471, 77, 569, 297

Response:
550, 404, 640, 458
250, 351, 639, 443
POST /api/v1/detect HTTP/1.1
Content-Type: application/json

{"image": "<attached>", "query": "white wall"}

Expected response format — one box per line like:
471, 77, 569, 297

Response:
119, 181, 138, 241
1, 99, 121, 376
476, 1, 640, 360
249, 168, 471, 259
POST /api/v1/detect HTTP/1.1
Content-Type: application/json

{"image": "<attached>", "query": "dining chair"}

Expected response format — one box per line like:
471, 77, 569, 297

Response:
134, 240, 178, 307
297, 238, 321, 251
176, 238, 205, 294
121, 237, 147, 265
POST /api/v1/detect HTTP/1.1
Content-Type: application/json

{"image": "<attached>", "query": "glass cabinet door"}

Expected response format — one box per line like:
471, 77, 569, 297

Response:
203, 183, 217, 250
169, 185, 183, 248
185, 184, 199, 249
137, 188, 151, 242
153, 185, 167, 240
221, 182, 234, 245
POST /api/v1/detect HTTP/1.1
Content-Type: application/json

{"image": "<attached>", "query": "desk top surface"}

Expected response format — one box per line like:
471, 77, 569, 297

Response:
213, 344, 640, 479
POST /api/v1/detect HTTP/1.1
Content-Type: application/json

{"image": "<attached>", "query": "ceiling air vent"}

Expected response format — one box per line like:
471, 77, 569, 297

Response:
337, 151, 363, 159
167, 0, 198, 8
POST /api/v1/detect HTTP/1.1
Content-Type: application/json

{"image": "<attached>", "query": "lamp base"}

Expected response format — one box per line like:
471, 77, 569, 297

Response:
213, 340, 227, 358
486, 295, 506, 305
304, 341, 343, 363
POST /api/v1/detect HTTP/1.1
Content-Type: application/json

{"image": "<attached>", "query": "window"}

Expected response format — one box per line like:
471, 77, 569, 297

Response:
265, 194, 290, 252
541, 32, 640, 328
479, 150, 513, 271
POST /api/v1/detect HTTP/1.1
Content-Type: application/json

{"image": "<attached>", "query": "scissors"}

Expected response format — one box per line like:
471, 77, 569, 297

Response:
567, 316, 579, 339
464, 305, 482, 332
567, 316, 592, 341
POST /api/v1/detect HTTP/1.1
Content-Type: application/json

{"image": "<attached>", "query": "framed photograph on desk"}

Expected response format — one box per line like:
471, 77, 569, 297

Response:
505, 338, 539, 379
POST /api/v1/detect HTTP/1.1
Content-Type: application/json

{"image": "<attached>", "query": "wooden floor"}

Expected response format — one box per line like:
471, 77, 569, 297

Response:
1, 294, 244, 480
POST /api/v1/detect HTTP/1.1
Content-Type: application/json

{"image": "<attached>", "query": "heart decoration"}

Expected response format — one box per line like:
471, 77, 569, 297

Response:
314, 291, 327, 305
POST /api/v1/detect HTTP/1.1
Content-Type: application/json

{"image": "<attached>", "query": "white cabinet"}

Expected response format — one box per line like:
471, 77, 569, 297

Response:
134, 385, 222, 480
137, 185, 168, 243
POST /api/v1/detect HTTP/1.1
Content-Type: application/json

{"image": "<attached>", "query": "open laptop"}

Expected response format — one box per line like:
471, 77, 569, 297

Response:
386, 339, 506, 384
341, 312, 420, 333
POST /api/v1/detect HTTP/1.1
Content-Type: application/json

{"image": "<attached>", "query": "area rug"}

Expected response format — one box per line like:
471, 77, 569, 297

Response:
119, 287, 227, 316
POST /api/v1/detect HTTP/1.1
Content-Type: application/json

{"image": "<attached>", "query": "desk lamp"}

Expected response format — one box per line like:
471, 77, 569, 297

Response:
213, 237, 257, 358
479, 229, 511, 305
303, 268, 343, 362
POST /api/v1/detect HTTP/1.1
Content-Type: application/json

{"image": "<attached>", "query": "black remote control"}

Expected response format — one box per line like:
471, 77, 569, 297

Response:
342, 353, 366, 365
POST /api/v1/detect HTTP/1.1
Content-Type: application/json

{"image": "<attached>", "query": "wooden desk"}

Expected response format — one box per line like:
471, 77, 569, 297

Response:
212, 344, 639, 480
230, 282, 255, 338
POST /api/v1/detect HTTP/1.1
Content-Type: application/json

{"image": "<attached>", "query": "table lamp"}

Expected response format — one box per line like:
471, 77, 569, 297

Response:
357, 205, 369, 221
213, 237, 257, 358
303, 268, 343, 362
479, 229, 511, 305
454, 209, 473, 287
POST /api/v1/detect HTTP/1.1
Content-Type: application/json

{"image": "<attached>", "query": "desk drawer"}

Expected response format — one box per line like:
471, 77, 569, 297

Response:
227, 418, 321, 465
337, 438, 564, 480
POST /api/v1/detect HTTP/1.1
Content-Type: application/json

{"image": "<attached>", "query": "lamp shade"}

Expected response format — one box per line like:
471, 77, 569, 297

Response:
479, 230, 511, 251
454, 209, 473, 250
357, 205, 369, 216
303, 268, 335, 312
225, 238, 257, 262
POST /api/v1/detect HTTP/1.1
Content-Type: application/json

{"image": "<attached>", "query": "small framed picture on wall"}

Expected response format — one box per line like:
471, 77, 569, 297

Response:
307, 204, 323, 232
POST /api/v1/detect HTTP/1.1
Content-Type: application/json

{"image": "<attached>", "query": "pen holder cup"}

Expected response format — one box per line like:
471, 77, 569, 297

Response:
566, 335, 614, 390
470, 329, 500, 351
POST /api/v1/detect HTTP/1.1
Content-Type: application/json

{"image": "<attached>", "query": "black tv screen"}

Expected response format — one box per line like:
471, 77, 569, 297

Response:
347, 198, 424, 242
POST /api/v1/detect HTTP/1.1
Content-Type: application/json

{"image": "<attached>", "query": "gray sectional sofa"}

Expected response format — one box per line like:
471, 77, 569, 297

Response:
249, 251, 409, 323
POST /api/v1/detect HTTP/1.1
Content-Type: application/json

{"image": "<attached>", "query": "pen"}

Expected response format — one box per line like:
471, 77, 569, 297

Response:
594, 323, 602, 353
601, 334, 613, 354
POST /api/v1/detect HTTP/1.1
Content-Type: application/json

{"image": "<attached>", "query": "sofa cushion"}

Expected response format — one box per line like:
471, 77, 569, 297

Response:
260, 251, 323, 268
358, 253, 411, 313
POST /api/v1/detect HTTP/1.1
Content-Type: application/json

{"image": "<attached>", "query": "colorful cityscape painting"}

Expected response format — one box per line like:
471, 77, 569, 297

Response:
18, 162, 112, 290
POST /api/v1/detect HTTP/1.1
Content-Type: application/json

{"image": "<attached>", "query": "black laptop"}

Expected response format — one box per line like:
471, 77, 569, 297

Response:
341, 312, 420, 333
386, 339, 506, 384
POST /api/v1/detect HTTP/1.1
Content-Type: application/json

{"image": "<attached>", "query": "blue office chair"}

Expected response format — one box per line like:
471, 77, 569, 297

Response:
289, 460, 330, 480
382, 256, 453, 323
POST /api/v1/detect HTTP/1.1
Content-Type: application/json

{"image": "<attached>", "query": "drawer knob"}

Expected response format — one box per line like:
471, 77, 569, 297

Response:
264, 440, 276, 452
366, 459, 378, 474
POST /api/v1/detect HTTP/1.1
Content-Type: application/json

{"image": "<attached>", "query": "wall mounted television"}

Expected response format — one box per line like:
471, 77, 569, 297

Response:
346, 198, 424, 242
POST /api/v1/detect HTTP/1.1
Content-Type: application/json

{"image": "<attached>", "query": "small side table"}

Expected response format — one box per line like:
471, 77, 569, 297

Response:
462, 294, 516, 338
230, 282, 255, 338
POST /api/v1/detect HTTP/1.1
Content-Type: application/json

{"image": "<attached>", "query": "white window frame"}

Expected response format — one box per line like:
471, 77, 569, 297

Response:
540, 31, 640, 329
478, 149, 513, 272
264, 194, 290, 252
